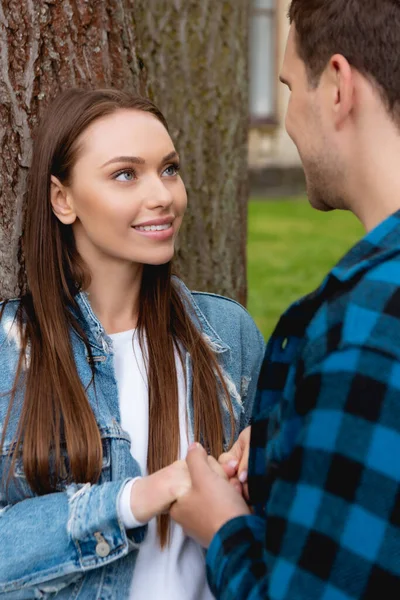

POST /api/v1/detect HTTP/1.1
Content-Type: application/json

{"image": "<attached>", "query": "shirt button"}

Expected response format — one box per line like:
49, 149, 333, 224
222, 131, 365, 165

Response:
281, 338, 288, 350
96, 541, 111, 558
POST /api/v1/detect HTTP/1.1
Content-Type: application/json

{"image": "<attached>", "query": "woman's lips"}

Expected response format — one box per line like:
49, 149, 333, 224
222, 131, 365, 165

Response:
131, 222, 174, 240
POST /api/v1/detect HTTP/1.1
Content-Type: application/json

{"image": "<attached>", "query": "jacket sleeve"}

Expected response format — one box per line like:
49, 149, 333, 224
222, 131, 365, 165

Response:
0, 479, 146, 596
206, 345, 400, 599
239, 316, 265, 431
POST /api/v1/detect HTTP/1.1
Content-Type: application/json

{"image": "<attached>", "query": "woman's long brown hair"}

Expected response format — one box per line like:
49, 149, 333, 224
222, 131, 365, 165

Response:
0, 89, 234, 546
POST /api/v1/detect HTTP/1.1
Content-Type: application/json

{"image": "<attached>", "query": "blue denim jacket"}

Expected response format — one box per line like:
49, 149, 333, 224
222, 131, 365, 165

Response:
0, 279, 265, 599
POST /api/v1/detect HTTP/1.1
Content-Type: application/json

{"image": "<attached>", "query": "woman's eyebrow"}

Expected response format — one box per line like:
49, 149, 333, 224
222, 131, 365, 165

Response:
162, 151, 179, 163
101, 151, 179, 168
101, 155, 145, 167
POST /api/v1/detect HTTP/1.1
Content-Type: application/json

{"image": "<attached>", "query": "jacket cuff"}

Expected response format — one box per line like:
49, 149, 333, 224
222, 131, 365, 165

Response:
67, 479, 146, 570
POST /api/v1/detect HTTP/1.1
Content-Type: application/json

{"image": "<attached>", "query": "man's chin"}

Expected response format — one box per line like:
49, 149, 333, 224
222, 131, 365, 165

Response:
306, 186, 336, 212
308, 196, 335, 212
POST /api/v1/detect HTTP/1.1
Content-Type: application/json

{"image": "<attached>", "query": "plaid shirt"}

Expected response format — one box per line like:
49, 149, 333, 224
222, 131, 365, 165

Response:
207, 210, 400, 599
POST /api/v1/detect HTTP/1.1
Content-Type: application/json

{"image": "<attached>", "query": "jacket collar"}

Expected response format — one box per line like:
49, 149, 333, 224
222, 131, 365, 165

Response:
71, 276, 229, 354
72, 291, 109, 352
173, 277, 229, 353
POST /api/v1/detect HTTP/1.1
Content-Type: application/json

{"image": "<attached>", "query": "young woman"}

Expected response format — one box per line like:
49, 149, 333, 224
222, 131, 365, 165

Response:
0, 88, 265, 599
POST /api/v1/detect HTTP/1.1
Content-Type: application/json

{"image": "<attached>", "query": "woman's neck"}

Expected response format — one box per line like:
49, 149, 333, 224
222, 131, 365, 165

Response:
84, 260, 143, 334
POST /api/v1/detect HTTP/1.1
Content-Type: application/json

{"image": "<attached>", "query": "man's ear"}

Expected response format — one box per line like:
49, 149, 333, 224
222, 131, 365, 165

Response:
327, 54, 354, 129
50, 175, 76, 224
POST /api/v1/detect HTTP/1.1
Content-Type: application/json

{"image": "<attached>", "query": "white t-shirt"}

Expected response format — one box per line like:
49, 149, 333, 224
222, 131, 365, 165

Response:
109, 329, 213, 600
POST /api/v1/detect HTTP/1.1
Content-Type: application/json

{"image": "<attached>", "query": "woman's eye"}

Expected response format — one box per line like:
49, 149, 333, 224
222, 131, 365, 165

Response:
163, 163, 180, 177
114, 170, 135, 182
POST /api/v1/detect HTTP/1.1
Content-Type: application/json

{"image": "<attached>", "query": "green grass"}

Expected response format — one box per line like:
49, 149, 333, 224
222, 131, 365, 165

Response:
247, 197, 364, 340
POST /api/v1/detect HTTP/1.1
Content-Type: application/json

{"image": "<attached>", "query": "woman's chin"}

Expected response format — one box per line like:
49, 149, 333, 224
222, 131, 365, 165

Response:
141, 252, 175, 267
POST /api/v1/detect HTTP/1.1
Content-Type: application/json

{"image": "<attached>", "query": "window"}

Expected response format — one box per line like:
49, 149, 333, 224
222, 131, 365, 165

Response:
249, 0, 277, 124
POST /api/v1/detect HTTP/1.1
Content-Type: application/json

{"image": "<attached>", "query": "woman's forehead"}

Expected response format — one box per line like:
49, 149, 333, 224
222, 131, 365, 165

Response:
75, 109, 174, 166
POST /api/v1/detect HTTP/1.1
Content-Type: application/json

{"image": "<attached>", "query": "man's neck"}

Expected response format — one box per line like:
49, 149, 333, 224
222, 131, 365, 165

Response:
346, 116, 400, 231
345, 149, 400, 232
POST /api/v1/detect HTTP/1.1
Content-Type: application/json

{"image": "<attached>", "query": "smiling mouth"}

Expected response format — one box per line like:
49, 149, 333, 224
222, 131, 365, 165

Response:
133, 223, 172, 232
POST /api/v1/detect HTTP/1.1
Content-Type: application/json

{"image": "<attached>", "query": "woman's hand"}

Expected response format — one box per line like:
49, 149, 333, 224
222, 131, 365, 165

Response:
130, 454, 230, 524
130, 460, 191, 523
170, 443, 250, 548
218, 426, 251, 500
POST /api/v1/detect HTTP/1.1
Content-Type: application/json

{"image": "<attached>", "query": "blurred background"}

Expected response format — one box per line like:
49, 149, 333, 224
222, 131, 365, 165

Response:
247, 0, 362, 338
0, 0, 364, 339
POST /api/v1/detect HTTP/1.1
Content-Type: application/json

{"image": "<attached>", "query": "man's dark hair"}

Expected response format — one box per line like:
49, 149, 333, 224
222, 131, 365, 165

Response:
288, 0, 400, 121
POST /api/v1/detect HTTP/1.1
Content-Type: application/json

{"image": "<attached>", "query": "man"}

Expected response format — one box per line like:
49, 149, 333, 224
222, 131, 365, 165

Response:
171, 0, 400, 598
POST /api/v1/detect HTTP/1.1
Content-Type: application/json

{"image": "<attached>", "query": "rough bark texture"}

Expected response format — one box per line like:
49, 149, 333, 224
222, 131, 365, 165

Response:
133, 0, 250, 303
0, 0, 144, 298
0, 0, 249, 304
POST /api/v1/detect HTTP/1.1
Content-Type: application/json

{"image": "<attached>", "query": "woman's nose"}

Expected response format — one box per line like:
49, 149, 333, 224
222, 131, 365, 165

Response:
143, 175, 174, 210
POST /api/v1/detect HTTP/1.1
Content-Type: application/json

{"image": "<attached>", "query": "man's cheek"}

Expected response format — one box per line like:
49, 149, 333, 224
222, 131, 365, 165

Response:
285, 110, 296, 141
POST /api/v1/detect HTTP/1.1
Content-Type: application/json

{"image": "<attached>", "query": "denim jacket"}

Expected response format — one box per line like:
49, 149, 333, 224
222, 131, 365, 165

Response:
0, 279, 265, 599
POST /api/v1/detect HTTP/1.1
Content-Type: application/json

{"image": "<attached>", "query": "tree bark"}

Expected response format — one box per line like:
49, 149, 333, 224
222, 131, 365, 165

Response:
133, 0, 250, 304
0, 0, 249, 304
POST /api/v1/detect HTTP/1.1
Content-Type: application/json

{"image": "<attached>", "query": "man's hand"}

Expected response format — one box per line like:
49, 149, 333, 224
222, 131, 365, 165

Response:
170, 443, 250, 548
219, 426, 251, 500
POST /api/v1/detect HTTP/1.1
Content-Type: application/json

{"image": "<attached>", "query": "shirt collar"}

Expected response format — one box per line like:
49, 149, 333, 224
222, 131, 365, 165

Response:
332, 209, 400, 283
273, 210, 400, 337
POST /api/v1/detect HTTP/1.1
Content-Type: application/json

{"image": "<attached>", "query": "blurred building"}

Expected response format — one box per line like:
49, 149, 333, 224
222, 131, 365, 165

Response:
249, 0, 304, 195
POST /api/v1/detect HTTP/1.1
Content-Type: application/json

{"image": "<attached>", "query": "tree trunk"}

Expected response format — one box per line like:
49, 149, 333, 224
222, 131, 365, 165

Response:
0, 0, 249, 304
133, 0, 250, 304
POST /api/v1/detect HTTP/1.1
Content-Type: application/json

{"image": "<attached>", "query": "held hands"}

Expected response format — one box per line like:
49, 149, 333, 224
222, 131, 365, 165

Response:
130, 428, 252, 546
130, 460, 191, 523
170, 443, 251, 548
130, 456, 230, 523
218, 426, 251, 500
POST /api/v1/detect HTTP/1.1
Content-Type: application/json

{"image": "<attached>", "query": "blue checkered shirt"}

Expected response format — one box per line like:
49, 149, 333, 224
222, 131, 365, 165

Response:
207, 211, 400, 599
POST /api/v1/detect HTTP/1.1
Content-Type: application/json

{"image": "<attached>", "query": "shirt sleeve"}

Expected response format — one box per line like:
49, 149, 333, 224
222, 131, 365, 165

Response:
118, 477, 149, 529
206, 345, 400, 599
